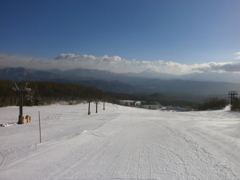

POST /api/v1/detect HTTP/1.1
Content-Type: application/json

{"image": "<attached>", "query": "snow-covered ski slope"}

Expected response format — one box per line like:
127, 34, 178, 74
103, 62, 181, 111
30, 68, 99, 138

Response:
0, 103, 240, 180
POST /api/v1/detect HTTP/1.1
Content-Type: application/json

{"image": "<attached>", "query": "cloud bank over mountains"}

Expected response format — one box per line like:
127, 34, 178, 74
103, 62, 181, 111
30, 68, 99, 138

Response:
1, 53, 240, 75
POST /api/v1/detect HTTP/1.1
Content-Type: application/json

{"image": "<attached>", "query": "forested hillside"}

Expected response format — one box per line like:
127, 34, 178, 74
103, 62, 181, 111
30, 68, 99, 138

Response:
0, 80, 113, 107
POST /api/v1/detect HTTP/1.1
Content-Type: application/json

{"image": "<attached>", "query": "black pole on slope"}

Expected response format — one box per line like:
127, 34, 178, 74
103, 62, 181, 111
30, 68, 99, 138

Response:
39, 111, 42, 143
88, 101, 91, 115
95, 101, 98, 113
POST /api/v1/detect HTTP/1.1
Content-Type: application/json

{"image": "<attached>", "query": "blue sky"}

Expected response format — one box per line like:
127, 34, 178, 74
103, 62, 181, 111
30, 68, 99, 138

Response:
0, 0, 240, 74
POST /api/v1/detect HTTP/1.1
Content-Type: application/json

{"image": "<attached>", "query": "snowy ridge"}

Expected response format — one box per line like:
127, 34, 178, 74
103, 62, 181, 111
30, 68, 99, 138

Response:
0, 103, 240, 179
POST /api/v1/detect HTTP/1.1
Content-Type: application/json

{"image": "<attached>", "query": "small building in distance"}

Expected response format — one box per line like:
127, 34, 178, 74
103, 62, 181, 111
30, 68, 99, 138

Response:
118, 100, 145, 107
161, 106, 193, 112
140, 101, 162, 109
119, 100, 163, 110
119, 100, 138, 106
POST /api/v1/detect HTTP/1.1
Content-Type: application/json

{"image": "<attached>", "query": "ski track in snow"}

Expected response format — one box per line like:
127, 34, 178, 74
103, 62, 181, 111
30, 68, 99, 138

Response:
0, 103, 240, 179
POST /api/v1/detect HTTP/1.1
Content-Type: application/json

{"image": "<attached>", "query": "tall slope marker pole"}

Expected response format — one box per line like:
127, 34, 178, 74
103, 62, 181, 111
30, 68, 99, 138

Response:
39, 111, 42, 143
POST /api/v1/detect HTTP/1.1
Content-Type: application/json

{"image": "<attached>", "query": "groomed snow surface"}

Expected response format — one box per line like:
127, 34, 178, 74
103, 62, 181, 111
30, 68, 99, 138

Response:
0, 103, 240, 180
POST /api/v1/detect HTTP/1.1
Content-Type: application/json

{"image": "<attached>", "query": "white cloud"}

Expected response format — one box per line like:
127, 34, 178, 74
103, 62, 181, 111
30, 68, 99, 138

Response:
55, 53, 122, 64
1, 53, 240, 74
234, 52, 240, 59
55, 53, 96, 60
192, 62, 240, 73
97, 55, 122, 64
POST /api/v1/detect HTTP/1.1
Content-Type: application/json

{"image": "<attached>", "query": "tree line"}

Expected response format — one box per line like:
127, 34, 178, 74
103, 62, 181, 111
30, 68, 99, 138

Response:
196, 98, 229, 110
0, 79, 235, 111
0, 80, 116, 107
231, 100, 240, 111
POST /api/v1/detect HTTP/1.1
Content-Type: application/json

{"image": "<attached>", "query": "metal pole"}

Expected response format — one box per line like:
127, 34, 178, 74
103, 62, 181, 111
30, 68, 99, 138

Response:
20, 92, 23, 116
96, 102, 98, 113
88, 101, 91, 115
18, 92, 24, 124
39, 111, 42, 143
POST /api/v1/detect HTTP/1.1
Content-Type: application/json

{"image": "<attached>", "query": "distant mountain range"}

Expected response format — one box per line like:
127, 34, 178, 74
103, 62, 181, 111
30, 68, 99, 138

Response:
123, 71, 240, 84
0, 67, 240, 96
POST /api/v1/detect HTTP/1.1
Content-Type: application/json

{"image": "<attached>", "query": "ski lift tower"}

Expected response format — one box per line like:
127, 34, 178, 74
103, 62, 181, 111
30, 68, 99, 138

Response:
13, 82, 31, 124
228, 91, 238, 105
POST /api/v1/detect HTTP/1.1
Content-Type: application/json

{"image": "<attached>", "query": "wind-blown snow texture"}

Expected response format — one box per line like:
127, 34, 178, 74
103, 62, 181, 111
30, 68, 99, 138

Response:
0, 103, 240, 180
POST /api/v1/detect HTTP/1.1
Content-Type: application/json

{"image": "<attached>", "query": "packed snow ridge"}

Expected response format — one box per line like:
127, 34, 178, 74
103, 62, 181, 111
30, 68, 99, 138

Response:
0, 103, 240, 180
